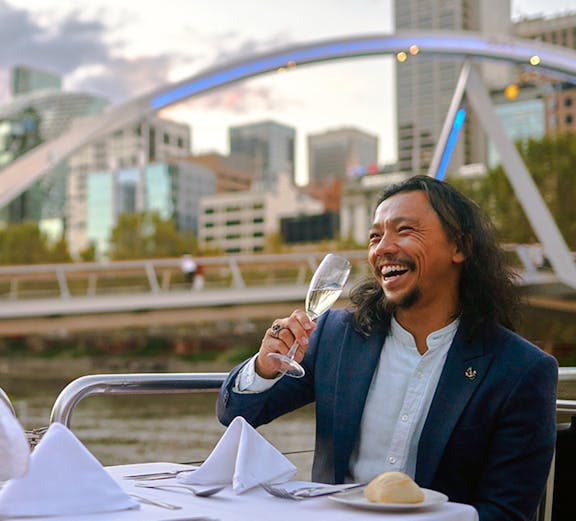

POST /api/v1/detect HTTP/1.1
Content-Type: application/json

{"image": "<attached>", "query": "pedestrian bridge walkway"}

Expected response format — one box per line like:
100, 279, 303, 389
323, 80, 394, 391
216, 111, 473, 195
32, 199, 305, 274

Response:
0, 248, 572, 337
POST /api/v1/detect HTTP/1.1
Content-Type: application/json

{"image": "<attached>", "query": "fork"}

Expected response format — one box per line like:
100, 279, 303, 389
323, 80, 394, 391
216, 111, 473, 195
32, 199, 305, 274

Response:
136, 483, 225, 497
261, 482, 365, 500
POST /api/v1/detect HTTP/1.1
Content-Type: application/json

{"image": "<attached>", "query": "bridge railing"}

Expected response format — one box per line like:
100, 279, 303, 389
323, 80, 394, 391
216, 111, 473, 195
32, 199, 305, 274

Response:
0, 251, 370, 301
0, 245, 561, 303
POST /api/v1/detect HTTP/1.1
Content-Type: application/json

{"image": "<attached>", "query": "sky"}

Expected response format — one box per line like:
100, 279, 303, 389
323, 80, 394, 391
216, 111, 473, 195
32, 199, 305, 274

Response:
0, 0, 575, 184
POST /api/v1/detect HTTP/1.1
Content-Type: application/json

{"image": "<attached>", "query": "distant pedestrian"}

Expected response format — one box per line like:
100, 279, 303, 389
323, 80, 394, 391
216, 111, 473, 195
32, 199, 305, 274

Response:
193, 263, 205, 290
180, 254, 197, 288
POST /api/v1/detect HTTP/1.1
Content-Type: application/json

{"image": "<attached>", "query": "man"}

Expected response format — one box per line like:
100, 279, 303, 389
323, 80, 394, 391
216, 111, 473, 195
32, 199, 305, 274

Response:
217, 175, 558, 521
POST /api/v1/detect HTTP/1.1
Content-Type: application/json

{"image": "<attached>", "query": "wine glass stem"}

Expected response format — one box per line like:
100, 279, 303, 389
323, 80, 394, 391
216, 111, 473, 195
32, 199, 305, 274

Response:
285, 340, 299, 360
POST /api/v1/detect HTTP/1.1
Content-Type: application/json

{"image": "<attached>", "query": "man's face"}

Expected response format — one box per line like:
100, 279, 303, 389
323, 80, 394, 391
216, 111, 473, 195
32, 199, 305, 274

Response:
368, 190, 465, 313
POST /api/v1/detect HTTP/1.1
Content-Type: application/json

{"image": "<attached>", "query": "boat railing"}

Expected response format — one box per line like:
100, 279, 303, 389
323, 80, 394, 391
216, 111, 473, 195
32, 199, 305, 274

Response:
39, 368, 576, 521
47, 368, 576, 427
0, 386, 16, 416
48, 372, 228, 427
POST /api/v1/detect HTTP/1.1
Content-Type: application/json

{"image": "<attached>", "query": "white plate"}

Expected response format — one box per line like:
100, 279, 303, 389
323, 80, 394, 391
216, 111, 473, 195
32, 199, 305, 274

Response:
328, 487, 448, 511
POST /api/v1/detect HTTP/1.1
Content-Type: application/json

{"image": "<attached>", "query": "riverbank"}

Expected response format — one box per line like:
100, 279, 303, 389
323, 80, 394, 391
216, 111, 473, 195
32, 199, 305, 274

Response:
0, 356, 236, 380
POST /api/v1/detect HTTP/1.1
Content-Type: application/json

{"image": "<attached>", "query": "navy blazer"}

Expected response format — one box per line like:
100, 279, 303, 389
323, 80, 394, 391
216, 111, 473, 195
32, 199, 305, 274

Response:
217, 309, 558, 521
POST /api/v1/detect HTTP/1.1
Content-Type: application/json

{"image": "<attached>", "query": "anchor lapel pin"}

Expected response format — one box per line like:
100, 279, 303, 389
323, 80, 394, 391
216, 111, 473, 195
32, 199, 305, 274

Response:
465, 367, 477, 380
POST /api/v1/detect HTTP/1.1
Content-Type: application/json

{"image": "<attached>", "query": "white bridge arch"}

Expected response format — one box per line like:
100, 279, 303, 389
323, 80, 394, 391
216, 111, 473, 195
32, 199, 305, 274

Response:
2, 30, 576, 287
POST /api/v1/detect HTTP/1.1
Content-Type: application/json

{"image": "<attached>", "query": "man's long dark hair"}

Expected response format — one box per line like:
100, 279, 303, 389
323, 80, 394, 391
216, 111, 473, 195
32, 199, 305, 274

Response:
350, 175, 520, 338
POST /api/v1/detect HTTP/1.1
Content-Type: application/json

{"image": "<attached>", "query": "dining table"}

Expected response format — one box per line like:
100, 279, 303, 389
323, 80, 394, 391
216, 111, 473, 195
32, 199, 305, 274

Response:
15, 461, 478, 521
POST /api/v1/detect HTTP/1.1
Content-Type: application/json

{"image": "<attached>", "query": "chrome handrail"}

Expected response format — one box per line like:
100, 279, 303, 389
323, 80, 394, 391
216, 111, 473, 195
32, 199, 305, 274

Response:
49, 369, 576, 428
0, 387, 16, 416
49, 372, 228, 427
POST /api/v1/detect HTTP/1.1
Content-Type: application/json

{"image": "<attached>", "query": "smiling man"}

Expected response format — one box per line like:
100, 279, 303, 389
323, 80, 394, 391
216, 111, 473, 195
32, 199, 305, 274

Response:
218, 175, 558, 521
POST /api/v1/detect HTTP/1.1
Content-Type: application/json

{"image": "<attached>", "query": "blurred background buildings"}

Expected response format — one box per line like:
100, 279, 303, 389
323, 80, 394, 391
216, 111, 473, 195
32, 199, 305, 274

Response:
0, 2, 575, 260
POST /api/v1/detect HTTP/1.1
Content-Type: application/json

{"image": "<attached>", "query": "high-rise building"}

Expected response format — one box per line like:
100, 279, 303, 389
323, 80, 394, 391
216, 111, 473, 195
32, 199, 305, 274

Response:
0, 68, 108, 229
514, 12, 576, 136
307, 127, 378, 183
487, 85, 547, 168
85, 160, 215, 256
394, 0, 512, 176
11, 65, 61, 96
514, 12, 576, 49
67, 116, 191, 255
229, 120, 295, 190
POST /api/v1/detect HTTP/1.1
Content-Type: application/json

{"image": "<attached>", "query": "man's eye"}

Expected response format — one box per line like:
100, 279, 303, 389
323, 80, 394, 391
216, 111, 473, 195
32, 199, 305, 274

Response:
398, 226, 413, 233
369, 233, 380, 240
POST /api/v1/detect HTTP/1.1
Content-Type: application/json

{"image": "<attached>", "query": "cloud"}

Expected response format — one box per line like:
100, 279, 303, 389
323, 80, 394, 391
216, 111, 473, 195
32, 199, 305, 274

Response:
0, 1, 298, 112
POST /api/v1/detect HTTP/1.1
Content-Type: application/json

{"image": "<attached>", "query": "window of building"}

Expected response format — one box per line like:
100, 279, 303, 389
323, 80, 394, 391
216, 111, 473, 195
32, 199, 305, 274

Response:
253, 217, 264, 224
225, 205, 241, 212
226, 233, 241, 240
205, 236, 215, 242
177, 137, 184, 148
163, 133, 170, 144
565, 97, 573, 107
205, 222, 214, 228
253, 231, 264, 238
226, 219, 241, 226
204, 208, 215, 214
566, 114, 573, 125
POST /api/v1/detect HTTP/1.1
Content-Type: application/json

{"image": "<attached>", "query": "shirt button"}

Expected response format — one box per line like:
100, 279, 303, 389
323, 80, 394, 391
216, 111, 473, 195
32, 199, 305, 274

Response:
401, 414, 409, 422
416, 371, 423, 378
388, 456, 397, 464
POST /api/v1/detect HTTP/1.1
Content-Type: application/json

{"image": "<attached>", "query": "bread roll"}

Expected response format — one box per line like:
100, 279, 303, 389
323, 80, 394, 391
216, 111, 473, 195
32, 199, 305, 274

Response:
364, 471, 425, 503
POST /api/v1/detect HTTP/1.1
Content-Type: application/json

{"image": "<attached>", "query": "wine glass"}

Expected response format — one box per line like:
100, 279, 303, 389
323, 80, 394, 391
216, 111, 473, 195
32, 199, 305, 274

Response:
268, 253, 352, 378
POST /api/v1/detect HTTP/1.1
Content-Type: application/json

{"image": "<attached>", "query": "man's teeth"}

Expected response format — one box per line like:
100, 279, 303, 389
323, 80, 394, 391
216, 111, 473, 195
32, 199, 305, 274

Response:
381, 265, 409, 278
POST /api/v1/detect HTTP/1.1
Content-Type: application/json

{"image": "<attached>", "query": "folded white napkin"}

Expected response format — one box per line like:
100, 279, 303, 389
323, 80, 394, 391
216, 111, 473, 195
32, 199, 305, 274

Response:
0, 400, 30, 481
179, 416, 296, 493
0, 422, 138, 517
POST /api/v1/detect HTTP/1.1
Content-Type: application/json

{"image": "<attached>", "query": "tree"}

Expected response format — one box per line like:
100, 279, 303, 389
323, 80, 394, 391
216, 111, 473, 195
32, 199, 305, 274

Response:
108, 211, 199, 260
0, 221, 51, 264
108, 212, 153, 260
48, 233, 72, 263
449, 133, 576, 249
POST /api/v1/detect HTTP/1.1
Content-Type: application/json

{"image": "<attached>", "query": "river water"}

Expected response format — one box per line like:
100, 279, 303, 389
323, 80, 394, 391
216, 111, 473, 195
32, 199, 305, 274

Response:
4, 357, 575, 483
2, 361, 316, 480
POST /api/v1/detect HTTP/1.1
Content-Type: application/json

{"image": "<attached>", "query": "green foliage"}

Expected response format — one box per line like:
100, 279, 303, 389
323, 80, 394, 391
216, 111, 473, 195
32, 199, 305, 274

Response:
0, 221, 52, 264
79, 241, 97, 262
48, 233, 72, 263
107, 211, 198, 260
449, 133, 576, 248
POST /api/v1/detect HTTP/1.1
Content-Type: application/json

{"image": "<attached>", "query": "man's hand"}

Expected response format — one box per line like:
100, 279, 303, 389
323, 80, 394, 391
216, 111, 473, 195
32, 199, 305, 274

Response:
255, 309, 316, 378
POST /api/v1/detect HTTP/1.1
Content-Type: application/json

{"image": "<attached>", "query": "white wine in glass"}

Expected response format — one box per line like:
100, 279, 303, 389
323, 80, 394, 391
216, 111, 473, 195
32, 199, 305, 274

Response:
268, 253, 352, 378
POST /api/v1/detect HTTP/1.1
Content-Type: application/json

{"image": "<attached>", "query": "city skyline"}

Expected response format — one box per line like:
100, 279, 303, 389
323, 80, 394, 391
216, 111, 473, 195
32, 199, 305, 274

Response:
0, 0, 575, 184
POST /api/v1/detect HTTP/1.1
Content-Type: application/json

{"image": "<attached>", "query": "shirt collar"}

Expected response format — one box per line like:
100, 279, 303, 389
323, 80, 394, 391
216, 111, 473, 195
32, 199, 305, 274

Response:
390, 316, 460, 352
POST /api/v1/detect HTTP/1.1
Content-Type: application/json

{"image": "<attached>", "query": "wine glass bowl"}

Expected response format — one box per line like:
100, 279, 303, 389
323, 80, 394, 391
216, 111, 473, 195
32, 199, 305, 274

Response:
268, 253, 352, 378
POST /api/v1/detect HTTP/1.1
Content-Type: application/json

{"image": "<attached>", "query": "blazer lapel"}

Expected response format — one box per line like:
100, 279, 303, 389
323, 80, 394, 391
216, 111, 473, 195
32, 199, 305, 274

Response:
333, 327, 385, 482
415, 325, 494, 486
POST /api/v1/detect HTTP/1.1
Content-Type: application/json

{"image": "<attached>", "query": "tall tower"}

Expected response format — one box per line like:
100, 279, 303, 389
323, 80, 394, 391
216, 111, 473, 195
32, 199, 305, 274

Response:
394, 0, 512, 176
229, 120, 295, 190
308, 127, 378, 183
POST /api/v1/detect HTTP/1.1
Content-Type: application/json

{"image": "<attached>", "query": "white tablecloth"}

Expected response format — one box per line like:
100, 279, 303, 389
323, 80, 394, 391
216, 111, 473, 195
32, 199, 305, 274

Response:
6, 462, 479, 521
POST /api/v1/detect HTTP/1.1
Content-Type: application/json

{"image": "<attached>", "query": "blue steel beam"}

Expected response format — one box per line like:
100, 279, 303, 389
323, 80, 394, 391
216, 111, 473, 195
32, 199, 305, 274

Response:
2, 31, 576, 210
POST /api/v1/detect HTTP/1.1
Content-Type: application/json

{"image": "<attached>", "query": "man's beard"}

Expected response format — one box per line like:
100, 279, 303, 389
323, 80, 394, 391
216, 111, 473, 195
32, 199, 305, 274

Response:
383, 286, 421, 313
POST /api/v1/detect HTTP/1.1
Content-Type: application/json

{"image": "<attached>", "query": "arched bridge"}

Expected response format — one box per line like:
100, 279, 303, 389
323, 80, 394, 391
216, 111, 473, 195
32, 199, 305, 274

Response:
2, 31, 576, 290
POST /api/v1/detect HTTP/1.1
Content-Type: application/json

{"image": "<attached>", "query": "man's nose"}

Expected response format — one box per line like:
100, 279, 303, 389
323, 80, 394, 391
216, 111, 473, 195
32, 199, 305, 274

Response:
374, 233, 398, 255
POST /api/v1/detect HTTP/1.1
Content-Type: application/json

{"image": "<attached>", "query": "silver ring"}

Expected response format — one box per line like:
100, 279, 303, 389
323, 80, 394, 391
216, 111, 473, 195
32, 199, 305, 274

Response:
271, 322, 283, 339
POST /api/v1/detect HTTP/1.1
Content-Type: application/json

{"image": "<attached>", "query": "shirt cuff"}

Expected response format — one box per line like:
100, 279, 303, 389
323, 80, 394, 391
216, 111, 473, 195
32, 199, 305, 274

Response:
234, 354, 282, 393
